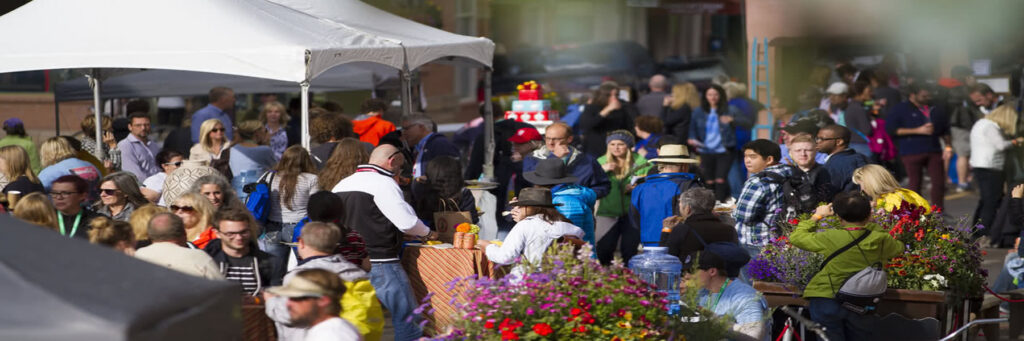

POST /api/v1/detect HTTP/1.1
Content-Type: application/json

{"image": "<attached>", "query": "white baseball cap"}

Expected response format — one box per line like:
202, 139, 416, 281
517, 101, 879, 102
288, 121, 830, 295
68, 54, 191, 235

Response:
825, 82, 849, 95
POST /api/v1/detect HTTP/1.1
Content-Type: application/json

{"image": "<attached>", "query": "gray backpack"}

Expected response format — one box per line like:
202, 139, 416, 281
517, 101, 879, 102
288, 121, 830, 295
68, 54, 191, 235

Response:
818, 231, 888, 314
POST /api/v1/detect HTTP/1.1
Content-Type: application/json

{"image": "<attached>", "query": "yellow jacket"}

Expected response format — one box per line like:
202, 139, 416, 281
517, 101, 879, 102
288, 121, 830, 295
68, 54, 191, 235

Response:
877, 188, 931, 214
341, 279, 385, 341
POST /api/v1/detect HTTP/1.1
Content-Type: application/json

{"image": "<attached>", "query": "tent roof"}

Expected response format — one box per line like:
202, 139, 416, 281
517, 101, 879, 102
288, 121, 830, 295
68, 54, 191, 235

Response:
0, 215, 240, 340
0, 0, 404, 82
55, 62, 400, 101
0, 0, 493, 83
271, 0, 495, 71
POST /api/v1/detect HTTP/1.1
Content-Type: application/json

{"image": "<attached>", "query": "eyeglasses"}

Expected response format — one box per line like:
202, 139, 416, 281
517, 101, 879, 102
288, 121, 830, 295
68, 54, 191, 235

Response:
49, 191, 81, 198
219, 230, 251, 238
163, 161, 183, 167
99, 189, 120, 196
211, 128, 225, 133
170, 205, 195, 213
544, 136, 568, 142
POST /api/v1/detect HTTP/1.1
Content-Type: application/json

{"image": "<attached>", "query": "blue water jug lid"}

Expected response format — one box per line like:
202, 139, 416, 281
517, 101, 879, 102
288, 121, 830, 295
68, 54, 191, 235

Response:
643, 246, 668, 252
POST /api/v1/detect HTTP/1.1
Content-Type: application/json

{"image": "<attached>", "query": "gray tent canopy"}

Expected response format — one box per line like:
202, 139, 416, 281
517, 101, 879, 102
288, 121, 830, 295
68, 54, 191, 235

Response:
54, 62, 401, 102
0, 215, 240, 340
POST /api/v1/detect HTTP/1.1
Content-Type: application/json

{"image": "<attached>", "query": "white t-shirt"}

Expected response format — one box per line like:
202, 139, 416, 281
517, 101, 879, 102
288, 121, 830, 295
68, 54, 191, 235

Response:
143, 172, 167, 206
304, 317, 363, 341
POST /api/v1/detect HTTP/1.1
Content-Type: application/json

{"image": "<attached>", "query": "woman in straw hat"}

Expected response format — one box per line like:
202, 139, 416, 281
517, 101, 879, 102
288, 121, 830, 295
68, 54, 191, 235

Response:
477, 187, 583, 281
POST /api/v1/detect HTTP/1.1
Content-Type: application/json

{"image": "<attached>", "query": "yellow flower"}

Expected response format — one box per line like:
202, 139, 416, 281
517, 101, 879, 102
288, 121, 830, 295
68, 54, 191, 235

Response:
617, 321, 632, 329
941, 234, 950, 240
516, 85, 524, 91
623, 312, 633, 320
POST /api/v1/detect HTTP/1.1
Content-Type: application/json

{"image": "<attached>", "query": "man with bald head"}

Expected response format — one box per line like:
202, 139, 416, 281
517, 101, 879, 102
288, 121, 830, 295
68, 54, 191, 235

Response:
637, 74, 670, 117
522, 122, 611, 198
134, 212, 224, 279
332, 144, 433, 340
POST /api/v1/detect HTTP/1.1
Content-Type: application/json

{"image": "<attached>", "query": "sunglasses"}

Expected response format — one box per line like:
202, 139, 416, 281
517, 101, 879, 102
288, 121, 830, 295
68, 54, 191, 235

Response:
211, 128, 225, 133
99, 189, 120, 196
164, 161, 183, 167
170, 205, 195, 213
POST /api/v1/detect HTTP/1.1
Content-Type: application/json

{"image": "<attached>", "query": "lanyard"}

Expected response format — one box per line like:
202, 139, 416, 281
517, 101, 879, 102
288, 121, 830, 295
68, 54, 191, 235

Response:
59, 211, 83, 237
707, 278, 731, 312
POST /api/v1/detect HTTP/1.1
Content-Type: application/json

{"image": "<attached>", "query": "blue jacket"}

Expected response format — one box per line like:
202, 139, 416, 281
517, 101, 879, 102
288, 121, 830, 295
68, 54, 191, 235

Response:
885, 101, 949, 155
552, 184, 597, 244
824, 148, 869, 193
523, 147, 611, 198
629, 172, 701, 245
689, 105, 751, 153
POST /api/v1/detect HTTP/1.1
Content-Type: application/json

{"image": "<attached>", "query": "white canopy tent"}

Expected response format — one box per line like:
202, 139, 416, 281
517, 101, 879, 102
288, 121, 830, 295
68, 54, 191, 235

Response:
0, 0, 498, 177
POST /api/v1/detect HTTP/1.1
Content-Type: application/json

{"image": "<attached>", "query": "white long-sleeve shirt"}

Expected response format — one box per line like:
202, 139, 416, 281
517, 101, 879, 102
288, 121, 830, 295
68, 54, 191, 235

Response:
970, 119, 1015, 169
485, 215, 583, 280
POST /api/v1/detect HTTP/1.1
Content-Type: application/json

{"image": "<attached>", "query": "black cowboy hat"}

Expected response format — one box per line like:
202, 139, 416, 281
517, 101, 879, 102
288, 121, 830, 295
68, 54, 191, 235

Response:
524, 157, 578, 186
509, 187, 562, 207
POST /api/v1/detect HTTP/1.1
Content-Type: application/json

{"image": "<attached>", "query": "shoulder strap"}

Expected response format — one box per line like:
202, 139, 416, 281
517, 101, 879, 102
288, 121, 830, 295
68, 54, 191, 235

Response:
818, 230, 870, 271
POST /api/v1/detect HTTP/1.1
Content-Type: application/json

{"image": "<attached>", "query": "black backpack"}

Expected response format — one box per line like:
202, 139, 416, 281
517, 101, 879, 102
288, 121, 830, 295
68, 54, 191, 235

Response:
760, 165, 822, 221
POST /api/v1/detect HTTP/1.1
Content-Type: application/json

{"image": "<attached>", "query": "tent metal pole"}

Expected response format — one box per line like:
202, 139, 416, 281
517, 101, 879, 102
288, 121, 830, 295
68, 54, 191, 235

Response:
88, 69, 104, 160
400, 70, 412, 116
300, 81, 310, 151
54, 83, 61, 136
482, 68, 495, 180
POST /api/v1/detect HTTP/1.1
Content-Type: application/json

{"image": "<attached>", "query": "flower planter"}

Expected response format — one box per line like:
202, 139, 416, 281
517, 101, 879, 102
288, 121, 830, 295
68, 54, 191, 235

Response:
753, 281, 952, 332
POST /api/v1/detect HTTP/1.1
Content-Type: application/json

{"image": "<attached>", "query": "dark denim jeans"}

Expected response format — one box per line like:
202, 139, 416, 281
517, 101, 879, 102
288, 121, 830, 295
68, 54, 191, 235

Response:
369, 261, 423, 341
808, 297, 876, 341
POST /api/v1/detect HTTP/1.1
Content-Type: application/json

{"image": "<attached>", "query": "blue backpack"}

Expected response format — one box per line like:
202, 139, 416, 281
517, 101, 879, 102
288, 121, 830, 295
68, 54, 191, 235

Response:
244, 171, 275, 224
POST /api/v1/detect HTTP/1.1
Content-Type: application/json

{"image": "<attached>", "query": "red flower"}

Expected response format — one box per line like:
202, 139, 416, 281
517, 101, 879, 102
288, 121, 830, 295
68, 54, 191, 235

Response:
532, 323, 553, 336
570, 308, 583, 316
788, 218, 800, 225
573, 325, 587, 333
501, 330, 520, 340
484, 319, 496, 329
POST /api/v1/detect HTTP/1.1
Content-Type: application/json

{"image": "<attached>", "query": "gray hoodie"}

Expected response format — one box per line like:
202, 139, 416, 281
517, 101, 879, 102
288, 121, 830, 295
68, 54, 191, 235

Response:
265, 254, 368, 341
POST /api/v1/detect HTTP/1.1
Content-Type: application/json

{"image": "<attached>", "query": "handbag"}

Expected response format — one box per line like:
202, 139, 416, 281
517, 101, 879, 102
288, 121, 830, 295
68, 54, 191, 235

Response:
433, 198, 472, 244
818, 231, 887, 314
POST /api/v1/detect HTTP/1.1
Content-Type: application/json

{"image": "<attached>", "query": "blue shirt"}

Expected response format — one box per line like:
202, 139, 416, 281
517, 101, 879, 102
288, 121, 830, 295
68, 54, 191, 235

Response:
229, 145, 277, 178
117, 134, 162, 181
191, 104, 233, 143
697, 279, 769, 338
704, 108, 726, 153
886, 101, 948, 156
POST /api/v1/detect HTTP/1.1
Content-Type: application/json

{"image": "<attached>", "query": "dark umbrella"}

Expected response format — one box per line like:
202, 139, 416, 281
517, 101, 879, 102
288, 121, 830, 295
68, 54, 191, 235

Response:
0, 215, 240, 340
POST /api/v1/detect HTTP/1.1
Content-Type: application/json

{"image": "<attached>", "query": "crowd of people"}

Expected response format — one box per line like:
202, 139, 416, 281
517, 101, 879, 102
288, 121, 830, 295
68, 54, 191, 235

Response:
1, 60, 1023, 340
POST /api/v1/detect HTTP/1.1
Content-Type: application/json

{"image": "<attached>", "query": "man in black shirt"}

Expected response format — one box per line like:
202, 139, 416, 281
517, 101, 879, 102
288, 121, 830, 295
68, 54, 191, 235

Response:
661, 187, 739, 270
204, 207, 284, 296
49, 175, 100, 239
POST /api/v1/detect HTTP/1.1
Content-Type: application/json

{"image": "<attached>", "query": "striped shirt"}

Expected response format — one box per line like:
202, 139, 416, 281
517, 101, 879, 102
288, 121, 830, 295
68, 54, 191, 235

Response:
269, 173, 320, 223
225, 255, 259, 295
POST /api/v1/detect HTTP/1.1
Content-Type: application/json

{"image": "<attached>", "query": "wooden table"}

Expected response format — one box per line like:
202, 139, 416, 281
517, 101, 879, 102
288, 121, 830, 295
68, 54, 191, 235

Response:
401, 246, 504, 334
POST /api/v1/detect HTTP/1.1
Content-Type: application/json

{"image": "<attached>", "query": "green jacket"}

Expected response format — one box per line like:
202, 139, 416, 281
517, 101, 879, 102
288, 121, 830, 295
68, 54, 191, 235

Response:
596, 153, 651, 217
790, 219, 903, 299
0, 135, 40, 174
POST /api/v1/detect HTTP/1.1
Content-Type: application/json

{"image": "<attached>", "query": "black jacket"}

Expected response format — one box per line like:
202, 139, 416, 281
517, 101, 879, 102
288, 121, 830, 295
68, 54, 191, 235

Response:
3, 175, 44, 195
662, 104, 692, 141
660, 212, 739, 269
204, 239, 285, 292
824, 148, 868, 193
57, 208, 101, 239
578, 104, 636, 157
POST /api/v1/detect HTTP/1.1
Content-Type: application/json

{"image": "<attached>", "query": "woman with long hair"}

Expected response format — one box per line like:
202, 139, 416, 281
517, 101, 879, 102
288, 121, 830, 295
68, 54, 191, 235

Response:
170, 191, 218, 249
0, 145, 43, 196
37, 136, 101, 191
579, 81, 635, 156
265, 145, 319, 264
190, 119, 231, 162
476, 187, 583, 281
663, 83, 700, 141
413, 156, 479, 228
259, 101, 291, 159
595, 130, 651, 265
88, 216, 136, 256
688, 84, 749, 202
852, 164, 930, 214
12, 192, 59, 231
188, 173, 244, 211
318, 137, 369, 190
94, 172, 149, 222
970, 105, 1024, 235
76, 114, 120, 171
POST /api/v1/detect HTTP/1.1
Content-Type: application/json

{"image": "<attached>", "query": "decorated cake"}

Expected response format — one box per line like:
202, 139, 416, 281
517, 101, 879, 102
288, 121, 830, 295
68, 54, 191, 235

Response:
505, 80, 559, 123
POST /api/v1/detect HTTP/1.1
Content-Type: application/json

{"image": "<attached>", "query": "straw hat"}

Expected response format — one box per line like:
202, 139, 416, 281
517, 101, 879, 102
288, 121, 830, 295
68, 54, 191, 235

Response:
647, 144, 699, 164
